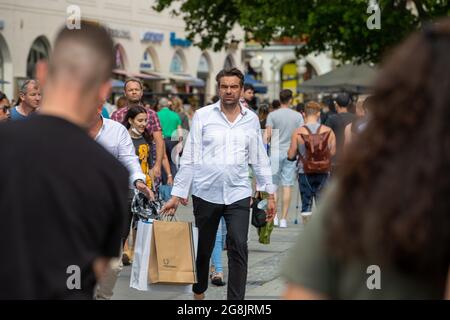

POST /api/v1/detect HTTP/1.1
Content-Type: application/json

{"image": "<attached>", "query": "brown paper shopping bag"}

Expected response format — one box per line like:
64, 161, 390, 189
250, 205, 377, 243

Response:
148, 220, 197, 284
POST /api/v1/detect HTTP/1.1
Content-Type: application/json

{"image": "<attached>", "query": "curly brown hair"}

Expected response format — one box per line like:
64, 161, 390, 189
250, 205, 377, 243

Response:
326, 19, 450, 284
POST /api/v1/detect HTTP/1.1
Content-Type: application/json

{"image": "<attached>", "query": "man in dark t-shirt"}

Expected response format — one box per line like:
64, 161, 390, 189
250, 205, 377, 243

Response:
325, 92, 356, 165
0, 117, 128, 299
0, 21, 129, 299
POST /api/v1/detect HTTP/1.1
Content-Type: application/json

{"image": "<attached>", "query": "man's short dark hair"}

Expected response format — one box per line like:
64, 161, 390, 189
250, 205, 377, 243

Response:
216, 68, 244, 87
279, 89, 293, 104
296, 102, 305, 113
272, 99, 281, 109
124, 78, 143, 91
335, 92, 352, 108
50, 20, 114, 89
243, 83, 255, 92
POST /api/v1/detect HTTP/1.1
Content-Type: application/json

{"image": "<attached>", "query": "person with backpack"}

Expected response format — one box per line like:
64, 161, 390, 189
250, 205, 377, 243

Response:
287, 101, 336, 224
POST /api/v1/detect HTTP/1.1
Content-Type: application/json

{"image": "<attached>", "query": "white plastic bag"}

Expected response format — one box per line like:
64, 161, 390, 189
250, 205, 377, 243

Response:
130, 219, 198, 293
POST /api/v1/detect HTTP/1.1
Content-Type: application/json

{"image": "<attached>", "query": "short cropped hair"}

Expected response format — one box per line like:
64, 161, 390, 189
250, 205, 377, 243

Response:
49, 20, 114, 90
216, 68, 244, 88
279, 89, 293, 104
243, 83, 255, 92
304, 101, 322, 116
124, 78, 143, 91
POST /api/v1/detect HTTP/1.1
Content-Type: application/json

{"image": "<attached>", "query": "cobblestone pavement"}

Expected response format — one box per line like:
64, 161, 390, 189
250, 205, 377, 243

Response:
113, 185, 305, 300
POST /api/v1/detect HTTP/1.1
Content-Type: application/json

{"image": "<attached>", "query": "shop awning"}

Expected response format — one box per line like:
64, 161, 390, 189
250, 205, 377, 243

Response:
145, 72, 205, 87
113, 69, 164, 81
298, 64, 377, 94
244, 74, 268, 94
111, 79, 125, 88
112, 69, 129, 77
133, 72, 164, 81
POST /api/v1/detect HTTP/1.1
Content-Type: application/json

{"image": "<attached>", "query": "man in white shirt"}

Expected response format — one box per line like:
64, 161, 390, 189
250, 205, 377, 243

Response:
161, 68, 276, 300
88, 105, 153, 300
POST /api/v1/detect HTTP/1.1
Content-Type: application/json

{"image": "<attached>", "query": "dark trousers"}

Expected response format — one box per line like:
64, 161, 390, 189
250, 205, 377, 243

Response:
192, 195, 251, 300
299, 173, 329, 212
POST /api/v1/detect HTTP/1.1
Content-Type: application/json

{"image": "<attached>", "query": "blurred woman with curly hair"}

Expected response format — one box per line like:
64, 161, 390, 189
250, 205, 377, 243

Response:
281, 18, 450, 299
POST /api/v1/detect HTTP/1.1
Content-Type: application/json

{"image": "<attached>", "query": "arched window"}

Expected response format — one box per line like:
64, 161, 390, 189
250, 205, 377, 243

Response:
140, 49, 157, 72
27, 37, 50, 78
114, 44, 127, 70
170, 51, 185, 73
223, 55, 235, 70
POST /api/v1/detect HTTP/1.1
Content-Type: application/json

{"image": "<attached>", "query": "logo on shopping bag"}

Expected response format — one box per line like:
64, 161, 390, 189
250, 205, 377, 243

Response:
163, 258, 176, 269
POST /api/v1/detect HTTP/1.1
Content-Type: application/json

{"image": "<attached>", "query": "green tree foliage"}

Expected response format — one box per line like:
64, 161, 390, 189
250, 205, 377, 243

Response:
154, 0, 450, 63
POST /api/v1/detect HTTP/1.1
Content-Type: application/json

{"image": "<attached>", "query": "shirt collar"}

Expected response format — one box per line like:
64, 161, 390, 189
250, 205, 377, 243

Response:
213, 100, 248, 116
94, 115, 106, 141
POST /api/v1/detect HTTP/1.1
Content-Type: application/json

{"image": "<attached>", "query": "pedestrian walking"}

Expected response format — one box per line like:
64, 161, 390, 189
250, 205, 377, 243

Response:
161, 68, 276, 300
282, 19, 450, 299
264, 89, 304, 228
0, 21, 129, 299
287, 101, 336, 224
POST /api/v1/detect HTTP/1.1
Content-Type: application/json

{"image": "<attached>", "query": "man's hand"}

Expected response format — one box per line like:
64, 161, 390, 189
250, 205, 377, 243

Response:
180, 198, 188, 206
135, 181, 155, 201
266, 197, 276, 222
160, 196, 181, 216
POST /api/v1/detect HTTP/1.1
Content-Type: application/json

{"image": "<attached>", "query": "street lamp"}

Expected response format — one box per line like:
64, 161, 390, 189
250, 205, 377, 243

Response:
270, 56, 280, 100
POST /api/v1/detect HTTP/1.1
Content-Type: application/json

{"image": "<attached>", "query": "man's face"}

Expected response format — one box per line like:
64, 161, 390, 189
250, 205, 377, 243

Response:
219, 76, 242, 108
21, 83, 41, 110
0, 99, 10, 121
242, 89, 255, 102
125, 81, 143, 104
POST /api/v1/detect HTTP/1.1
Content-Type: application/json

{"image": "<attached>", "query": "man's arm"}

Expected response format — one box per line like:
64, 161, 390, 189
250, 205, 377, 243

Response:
152, 131, 164, 177
263, 113, 273, 144
170, 112, 202, 199
161, 112, 202, 214
329, 129, 337, 156
249, 119, 277, 218
147, 110, 164, 178
288, 128, 301, 160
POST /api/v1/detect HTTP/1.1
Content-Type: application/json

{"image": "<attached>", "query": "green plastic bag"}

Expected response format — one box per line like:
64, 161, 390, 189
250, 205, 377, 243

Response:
257, 220, 274, 244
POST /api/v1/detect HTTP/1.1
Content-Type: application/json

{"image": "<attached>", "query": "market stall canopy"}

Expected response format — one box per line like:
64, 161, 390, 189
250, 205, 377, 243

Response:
244, 74, 268, 94
298, 64, 377, 94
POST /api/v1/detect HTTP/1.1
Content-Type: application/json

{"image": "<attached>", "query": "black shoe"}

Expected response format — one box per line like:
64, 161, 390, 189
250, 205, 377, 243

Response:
210, 272, 226, 286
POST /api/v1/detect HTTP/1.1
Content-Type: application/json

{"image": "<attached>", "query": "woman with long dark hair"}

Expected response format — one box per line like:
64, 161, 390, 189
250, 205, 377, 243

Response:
282, 19, 450, 299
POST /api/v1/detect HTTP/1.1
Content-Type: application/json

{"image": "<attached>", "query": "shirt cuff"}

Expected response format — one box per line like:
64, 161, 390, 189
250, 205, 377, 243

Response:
171, 186, 189, 199
130, 172, 146, 189
256, 183, 277, 194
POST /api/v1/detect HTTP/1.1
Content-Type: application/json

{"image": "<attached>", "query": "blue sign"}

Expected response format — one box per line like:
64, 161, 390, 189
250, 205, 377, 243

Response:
170, 32, 191, 48
141, 31, 164, 43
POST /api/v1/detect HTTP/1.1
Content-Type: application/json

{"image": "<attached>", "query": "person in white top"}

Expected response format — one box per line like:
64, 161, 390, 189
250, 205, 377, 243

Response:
161, 68, 276, 300
88, 105, 154, 300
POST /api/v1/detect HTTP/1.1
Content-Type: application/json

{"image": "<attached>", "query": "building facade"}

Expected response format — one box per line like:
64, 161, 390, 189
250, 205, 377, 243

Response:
243, 42, 335, 102
0, 0, 244, 105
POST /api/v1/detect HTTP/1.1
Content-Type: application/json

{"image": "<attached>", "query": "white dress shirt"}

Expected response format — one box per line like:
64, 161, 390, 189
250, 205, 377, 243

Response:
171, 101, 275, 205
95, 117, 145, 188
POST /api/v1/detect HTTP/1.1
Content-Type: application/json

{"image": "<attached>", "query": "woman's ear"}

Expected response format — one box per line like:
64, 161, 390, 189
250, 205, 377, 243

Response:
128, 118, 133, 126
